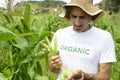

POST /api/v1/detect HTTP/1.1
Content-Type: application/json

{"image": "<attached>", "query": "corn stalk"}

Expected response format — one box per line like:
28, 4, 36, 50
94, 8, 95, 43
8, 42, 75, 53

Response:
0, 3, 49, 80
5, 0, 14, 13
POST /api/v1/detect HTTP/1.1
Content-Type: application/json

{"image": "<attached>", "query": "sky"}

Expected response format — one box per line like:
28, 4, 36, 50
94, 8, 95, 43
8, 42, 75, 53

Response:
0, 0, 102, 8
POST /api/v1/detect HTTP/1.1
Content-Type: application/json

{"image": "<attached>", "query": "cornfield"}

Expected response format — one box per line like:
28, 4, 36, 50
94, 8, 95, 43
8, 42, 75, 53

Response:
0, 3, 120, 80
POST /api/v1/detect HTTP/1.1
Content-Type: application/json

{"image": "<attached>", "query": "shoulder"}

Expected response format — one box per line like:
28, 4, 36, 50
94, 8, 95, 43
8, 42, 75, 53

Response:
55, 26, 72, 35
92, 26, 112, 38
93, 27, 110, 34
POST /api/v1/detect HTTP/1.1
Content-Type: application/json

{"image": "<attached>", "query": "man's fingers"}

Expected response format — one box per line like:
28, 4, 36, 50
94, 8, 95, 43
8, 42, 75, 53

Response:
49, 55, 62, 68
68, 70, 83, 80
50, 55, 59, 60
68, 70, 74, 80
80, 73, 85, 80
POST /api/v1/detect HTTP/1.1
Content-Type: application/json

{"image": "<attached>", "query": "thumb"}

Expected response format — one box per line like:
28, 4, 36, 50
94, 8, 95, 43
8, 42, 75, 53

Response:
80, 72, 85, 80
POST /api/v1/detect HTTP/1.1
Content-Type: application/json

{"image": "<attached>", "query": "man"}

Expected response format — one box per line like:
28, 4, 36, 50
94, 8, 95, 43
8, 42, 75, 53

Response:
49, 0, 116, 80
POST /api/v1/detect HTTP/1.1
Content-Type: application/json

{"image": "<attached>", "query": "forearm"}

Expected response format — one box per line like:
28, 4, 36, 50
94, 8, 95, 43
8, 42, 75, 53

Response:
84, 73, 110, 80
84, 63, 112, 80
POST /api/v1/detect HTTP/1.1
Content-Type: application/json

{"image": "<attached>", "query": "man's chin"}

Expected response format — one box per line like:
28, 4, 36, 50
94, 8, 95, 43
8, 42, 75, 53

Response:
74, 29, 83, 32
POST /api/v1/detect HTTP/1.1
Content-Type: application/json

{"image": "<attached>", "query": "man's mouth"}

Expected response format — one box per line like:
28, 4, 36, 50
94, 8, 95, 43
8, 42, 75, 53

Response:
75, 26, 83, 30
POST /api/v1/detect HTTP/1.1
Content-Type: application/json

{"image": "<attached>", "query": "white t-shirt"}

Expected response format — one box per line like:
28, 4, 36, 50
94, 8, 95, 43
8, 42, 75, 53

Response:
51, 26, 116, 80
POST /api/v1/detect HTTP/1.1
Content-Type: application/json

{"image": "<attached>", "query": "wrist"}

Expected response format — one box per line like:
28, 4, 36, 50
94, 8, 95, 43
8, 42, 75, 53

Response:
84, 72, 95, 80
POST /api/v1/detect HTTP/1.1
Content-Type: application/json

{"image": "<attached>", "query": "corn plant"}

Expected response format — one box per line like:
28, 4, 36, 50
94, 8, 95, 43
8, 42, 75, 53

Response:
0, 3, 49, 80
42, 36, 58, 56
42, 36, 78, 80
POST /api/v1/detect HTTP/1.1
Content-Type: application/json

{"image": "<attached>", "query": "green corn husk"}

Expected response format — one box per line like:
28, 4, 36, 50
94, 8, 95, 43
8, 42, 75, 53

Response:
42, 36, 58, 55
53, 36, 58, 55
43, 37, 73, 80
60, 68, 69, 80
60, 67, 78, 80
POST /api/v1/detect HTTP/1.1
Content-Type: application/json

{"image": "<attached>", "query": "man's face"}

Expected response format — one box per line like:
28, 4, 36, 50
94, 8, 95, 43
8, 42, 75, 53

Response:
70, 7, 92, 32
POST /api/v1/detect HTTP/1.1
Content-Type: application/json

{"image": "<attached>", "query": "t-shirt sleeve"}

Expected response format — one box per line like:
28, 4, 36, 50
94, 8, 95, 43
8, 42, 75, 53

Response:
99, 33, 116, 63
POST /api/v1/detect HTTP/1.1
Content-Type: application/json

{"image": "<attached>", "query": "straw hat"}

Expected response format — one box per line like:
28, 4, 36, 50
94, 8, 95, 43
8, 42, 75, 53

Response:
60, 0, 103, 22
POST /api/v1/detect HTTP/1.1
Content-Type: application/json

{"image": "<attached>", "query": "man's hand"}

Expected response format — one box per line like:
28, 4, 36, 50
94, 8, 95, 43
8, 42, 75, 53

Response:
49, 55, 62, 73
68, 70, 84, 80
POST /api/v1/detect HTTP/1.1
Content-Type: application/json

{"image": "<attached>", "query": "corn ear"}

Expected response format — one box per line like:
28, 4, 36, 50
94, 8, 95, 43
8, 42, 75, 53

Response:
61, 67, 69, 80
42, 36, 58, 55
53, 36, 58, 55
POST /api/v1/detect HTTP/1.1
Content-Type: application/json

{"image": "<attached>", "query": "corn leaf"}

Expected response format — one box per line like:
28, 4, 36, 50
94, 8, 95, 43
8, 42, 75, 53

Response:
0, 26, 17, 41
27, 64, 35, 80
14, 9, 23, 17
3, 68, 12, 77
0, 73, 9, 80
24, 3, 30, 27
53, 36, 58, 55
42, 36, 58, 55
3, 14, 11, 23
34, 75, 49, 80
37, 31, 49, 42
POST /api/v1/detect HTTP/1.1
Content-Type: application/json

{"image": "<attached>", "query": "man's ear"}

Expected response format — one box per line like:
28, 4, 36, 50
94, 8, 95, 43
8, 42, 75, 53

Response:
88, 16, 93, 22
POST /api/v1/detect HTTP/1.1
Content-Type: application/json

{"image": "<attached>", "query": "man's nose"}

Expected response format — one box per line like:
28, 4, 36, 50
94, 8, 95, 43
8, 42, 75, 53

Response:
74, 18, 82, 26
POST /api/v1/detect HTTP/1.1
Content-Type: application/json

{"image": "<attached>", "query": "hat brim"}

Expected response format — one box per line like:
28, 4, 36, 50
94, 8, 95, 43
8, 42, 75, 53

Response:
60, 3, 103, 22
64, 4, 103, 16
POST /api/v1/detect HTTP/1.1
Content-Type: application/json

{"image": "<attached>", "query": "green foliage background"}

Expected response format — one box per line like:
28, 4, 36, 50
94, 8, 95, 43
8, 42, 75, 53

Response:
0, 1, 120, 80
